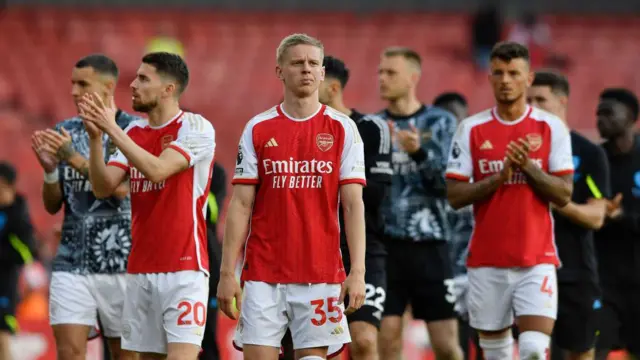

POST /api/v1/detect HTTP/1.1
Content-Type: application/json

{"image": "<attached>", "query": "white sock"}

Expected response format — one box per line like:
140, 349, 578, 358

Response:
298, 357, 324, 360
479, 336, 514, 360
518, 331, 551, 360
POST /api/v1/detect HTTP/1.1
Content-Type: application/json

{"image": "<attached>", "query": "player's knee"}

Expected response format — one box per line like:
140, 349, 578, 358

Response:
56, 343, 86, 360
432, 341, 463, 360
518, 331, 550, 360
478, 336, 514, 360
350, 330, 378, 355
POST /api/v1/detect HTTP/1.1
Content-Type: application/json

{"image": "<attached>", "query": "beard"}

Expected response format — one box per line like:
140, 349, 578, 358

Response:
495, 91, 522, 106
132, 98, 158, 113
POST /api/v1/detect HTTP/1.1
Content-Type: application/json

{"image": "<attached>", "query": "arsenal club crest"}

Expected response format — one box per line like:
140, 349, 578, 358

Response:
161, 135, 173, 150
316, 133, 334, 152
526, 133, 543, 152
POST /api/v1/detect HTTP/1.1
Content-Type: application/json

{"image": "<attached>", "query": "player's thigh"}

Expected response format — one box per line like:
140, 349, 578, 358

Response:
91, 274, 127, 338
513, 264, 557, 334
553, 282, 600, 353
288, 283, 351, 351
49, 272, 98, 334
120, 273, 162, 354
467, 267, 514, 331
382, 242, 411, 317
160, 271, 209, 346
233, 281, 289, 349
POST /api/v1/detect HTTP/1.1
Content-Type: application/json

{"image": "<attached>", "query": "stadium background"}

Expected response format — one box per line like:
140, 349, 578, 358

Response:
0, 0, 638, 358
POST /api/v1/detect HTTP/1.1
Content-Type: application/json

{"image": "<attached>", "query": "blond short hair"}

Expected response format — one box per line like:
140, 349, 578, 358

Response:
382, 46, 422, 71
276, 33, 324, 65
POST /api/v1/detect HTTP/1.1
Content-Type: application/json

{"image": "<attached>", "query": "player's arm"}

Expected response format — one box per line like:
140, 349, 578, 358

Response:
519, 163, 573, 207
445, 122, 509, 209
219, 184, 255, 276
42, 179, 63, 214
515, 122, 574, 207
8, 198, 37, 265
88, 133, 128, 199
410, 111, 457, 195
342, 183, 366, 272
340, 119, 368, 274
108, 116, 215, 184
555, 147, 610, 229
39, 127, 130, 200
360, 116, 393, 210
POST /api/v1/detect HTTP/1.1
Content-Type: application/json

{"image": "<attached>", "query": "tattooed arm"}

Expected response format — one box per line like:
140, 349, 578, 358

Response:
42, 129, 129, 200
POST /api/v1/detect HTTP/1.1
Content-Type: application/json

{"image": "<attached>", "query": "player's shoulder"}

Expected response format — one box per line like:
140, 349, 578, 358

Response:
528, 107, 568, 131
123, 117, 149, 133
423, 105, 457, 120
457, 109, 494, 132
572, 131, 607, 161
116, 110, 141, 127
55, 116, 83, 130
324, 106, 359, 134
248, 106, 280, 126
178, 111, 215, 133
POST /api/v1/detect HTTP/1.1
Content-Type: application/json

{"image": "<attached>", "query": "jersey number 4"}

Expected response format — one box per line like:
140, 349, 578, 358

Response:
310, 297, 343, 326
177, 301, 206, 327
540, 276, 554, 297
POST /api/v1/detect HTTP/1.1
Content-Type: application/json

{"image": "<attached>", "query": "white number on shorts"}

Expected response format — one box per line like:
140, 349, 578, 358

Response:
363, 284, 386, 319
443, 278, 456, 304
310, 297, 343, 326
177, 301, 206, 327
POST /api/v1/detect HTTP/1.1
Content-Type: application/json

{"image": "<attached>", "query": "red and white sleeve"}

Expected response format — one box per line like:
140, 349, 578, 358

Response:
232, 122, 259, 185
339, 118, 366, 186
169, 114, 216, 167
445, 123, 473, 181
549, 118, 574, 176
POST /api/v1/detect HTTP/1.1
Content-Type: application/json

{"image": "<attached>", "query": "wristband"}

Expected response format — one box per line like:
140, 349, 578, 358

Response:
44, 169, 59, 184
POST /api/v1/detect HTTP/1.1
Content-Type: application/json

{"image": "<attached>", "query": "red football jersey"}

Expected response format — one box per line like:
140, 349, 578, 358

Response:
445, 106, 573, 268
232, 104, 366, 284
107, 111, 216, 274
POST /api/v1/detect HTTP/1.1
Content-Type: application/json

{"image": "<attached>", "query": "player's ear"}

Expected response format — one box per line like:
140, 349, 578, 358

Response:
319, 66, 325, 82
559, 95, 569, 107
275, 65, 284, 81
527, 71, 534, 87
165, 83, 177, 98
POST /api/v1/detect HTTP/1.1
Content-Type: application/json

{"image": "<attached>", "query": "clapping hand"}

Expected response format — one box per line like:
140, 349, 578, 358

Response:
389, 121, 421, 154
31, 132, 58, 173
78, 93, 117, 136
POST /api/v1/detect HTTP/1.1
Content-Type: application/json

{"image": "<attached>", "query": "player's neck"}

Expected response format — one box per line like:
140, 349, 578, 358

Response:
612, 130, 636, 154
387, 95, 421, 117
282, 94, 321, 119
495, 100, 527, 122
148, 102, 182, 128
328, 99, 351, 117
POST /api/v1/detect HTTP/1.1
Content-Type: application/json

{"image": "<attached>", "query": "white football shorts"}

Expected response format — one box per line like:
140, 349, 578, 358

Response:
49, 271, 127, 338
467, 264, 558, 331
233, 281, 350, 357
120, 271, 209, 354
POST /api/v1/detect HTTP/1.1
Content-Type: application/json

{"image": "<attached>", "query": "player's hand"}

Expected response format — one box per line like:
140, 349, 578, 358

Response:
606, 193, 623, 219
31, 131, 59, 173
83, 118, 103, 139
499, 156, 514, 183
216, 274, 242, 320
340, 270, 365, 315
40, 129, 75, 161
79, 93, 117, 133
389, 121, 421, 154
506, 138, 531, 168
